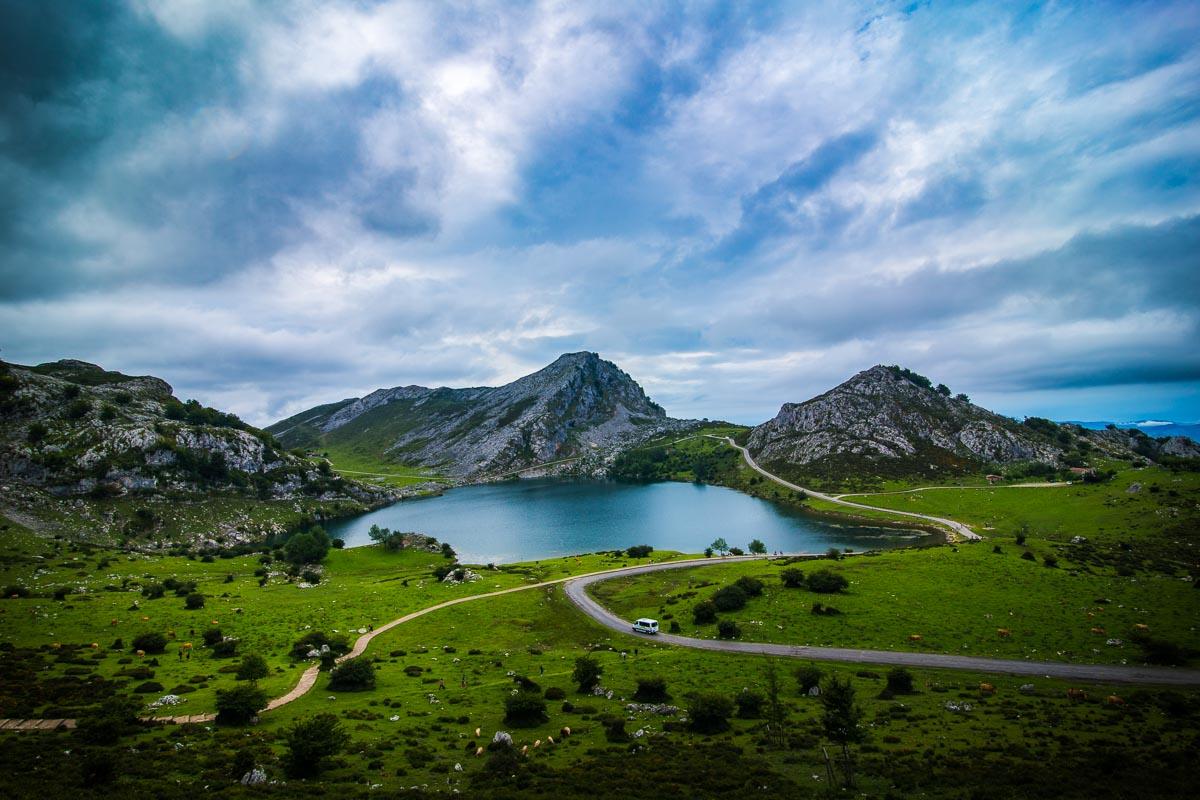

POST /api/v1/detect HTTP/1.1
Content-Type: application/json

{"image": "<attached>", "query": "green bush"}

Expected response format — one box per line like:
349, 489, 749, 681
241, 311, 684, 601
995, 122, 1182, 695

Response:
202, 627, 224, 647
806, 569, 848, 594
735, 688, 765, 718
328, 657, 376, 691
692, 600, 718, 624
633, 676, 670, 702
75, 697, 141, 745
626, 544, 654, 558
184, 592, 205, 609
734, 576, 764, 596
131, 632, 167, 654
211, 638, 238, 658
886, 667, 914, 694
215, 685, 267, 725
780, 568, 805, 588
717, 619, 742, 639
236, 654, 269, 683
796, 665, 823, 694
687, 692, 735, 733
712, 584, 748, 611
544, 686, 566, 700
504, 690, 548, 727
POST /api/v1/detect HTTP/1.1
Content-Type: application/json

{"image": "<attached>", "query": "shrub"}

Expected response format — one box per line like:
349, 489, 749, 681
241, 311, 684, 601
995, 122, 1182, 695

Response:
806, 569, 848, 594
215, 684, 268, 725
140, 582, 165, 599
734, 576, 764, 597
4, 585, 30, 598
504, 690, 548, 727
573, 655, 603, 692
717, 619, 742, 639
184, 592, 205, 609
134, 681, 164, 694
626, 544, 654, 558
131, 632, 167, 654
711, 584, 748, 611
1021, 551, 1036, 561
236, 654, 269, 683
202, 628, 224, 647
65, 398, 91, 419
780, 568, 805, 588
601, 716, 629, 742
633, 676, 670, 702
328, 657, 376, 691
27, 423, 47, 444
211, 638, 238, 658
728, 547, 744, 556
687, 692, 735, 733
544, 686, 566, 701
300, 569, 321, 584
331, 538, 345, 549
290, 631, 349, 660
1043, 555, 1059, 568
285, 714, 349, 777
669, 620, 681, 633
285, 528, 330, 565
796, 665, 823, 694
824, 547, 842, 560
75, 696, 141, 745
692, 600, 718, 624
734, 688, 765, 718
811, 602, 840, 615
1138, 638, 1192, 666
886, 667, 914, 694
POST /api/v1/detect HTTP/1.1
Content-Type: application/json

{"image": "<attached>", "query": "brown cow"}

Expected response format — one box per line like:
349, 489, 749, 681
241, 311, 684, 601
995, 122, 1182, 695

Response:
908, 634, 923, 642
1133, 623, 1150, 632
1090, 626, 1105, 635
1067, 688, 1087, 702
996, 628, 1011, 638
979, 683, 996, 695
1106, 695, 1125, 706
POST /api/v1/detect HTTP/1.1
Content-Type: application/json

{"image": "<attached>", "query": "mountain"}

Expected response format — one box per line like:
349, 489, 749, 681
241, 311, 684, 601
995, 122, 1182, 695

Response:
745, 365, 1200, 484
0, 358, 395, 508
1068, 420, 1200, 443
268, 352, 689, 478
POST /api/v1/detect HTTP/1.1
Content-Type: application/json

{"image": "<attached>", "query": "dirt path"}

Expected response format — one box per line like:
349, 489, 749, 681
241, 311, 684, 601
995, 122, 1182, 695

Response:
711, 436, 981, 541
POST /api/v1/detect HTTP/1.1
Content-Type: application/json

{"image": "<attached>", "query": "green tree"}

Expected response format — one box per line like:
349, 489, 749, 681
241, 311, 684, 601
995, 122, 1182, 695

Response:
572, 655, 602, 692
748, 538, 766, 554
820, 675, 864, 788
215, 685, 268, 725
780, 568, 805, 588
236, 654, 269, 685
285, 527, 330, 564
692, 599, 718, 624
710, 537, 730, 555
284, 714, 349, 777
184, 592, 205, 609
807, 569, 848, 594
503, 690, 548, 727
686, 692, 735, 733
328, 656, 376, 691
763, 660, 788, 749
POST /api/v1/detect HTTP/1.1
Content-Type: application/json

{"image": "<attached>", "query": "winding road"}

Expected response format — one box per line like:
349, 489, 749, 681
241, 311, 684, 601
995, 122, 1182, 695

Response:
713, 436, 982, 541
562, 557, 1200, 686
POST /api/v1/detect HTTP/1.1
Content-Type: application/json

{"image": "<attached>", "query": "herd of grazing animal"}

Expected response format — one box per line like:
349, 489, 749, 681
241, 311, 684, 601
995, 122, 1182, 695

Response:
476, 726, 572, 757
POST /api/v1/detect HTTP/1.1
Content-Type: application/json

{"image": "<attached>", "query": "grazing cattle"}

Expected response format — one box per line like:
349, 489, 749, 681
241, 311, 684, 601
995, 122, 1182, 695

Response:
560, 726, 571, 738
141, 616, 150, 621
474, 727, 481, 738
979, 683, 996, 695
547, 735, 554, 745
136, 649, 145, 658
1133, 623, 1150, 632
110, 618, 119, 626
1090, 627, 1105, 635
1067, 688, 1087, 702
475, 746, 484, 757
520, 745, 528, 755
1106, 695, 1125, 706
996, 628, 1011, 638
908, 634, 923, 642
90, 642, 98, 648
534, 739, 542, 748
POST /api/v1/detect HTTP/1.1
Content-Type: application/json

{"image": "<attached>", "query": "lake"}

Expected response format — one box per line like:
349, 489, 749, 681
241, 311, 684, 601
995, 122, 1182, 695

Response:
325, 479, 937, 564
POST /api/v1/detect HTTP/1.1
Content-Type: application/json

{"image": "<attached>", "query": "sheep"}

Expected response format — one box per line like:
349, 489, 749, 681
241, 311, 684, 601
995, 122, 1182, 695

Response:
546, 735, 554, 745
979, 683, 996, 695
136, 649, 145, 658
520, 745, 528, 755
475, 747, 484, 757
89, 642, 98, 648
560, 726, 571, 738
534, 739, 542, 748
996, 628, 1011, 638
475, 727, 481, 738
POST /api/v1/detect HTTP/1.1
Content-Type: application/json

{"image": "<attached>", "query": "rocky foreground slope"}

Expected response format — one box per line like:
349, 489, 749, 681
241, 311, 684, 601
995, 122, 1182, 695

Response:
747, 365, 1199, 481
269, 352, 691, 478
0, 359, 395, 508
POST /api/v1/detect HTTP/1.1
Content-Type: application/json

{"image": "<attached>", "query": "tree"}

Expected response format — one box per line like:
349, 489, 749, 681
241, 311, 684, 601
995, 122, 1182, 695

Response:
763, 660, 789, 749
504, 690, 548, 727
955, 393, 970, 403
710, 537, 730, 555
935, 383, 951, 396
184, 592, 205, 609
735, 688, 765, 718
780, 568, 805, 588
692, 599, 718, 624
284, 714, 349, 777
633, 676, 669, 702
807, 569, 849, 594
573, 655, 602, 692
76, 696, 141, 745
885, 667, 914, 694
328, 657, 376, 691
131, 631, 167, 654
795, 664, 823, 694
734, 576, 764, 596
27, 423, 47, 445
687, 692, 735, 733
717, 619, 742, 639
748, 538, 766, 554
820, 676, 864, 788
236, 654, 269, 685
285, 528, 330, 564
711, 584, 748, 611
626, 544, 654, 558
215, 685, 268, 725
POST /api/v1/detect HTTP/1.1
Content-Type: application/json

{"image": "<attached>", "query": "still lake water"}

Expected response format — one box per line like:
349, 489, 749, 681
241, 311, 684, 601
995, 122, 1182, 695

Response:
326, 479, 936, 564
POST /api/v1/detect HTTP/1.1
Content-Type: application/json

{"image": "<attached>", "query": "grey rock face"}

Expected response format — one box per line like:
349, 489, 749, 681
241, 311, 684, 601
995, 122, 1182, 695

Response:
747, 365, 1061, 468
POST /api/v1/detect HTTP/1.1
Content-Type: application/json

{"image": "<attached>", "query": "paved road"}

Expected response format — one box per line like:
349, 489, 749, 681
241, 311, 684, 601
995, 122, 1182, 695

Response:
563, 558, 1200, 686
835, 481, 1069, 499
713, 436, 981, 541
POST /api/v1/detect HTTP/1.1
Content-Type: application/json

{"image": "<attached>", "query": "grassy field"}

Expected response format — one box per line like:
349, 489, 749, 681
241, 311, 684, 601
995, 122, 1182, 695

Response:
587, 543, 1200, 665
3, 578, 1196, 798
313, 447, 451, 489
0, 516, 687, 720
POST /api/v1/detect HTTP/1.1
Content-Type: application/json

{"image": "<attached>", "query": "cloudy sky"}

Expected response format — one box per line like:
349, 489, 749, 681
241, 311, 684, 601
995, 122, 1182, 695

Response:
2, 1, 1198, 426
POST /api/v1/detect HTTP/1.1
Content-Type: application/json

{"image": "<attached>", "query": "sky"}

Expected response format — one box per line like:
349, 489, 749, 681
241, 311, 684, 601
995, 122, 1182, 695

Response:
1, 0, 1199, 427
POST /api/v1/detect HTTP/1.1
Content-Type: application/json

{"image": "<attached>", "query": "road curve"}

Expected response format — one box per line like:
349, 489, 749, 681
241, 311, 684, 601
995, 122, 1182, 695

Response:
563, 558, 1200, 686
714, 436, 981, 541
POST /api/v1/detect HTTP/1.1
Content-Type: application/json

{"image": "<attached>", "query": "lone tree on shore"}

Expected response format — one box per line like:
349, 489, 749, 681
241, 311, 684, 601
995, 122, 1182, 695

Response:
710, 537, 730, 556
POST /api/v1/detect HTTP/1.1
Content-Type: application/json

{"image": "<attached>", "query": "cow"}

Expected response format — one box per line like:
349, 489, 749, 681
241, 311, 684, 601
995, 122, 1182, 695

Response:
1106, 695, 1125, 706
560, 726, 572, 738
475, 746, 484, 757
1067, 688, 1087, 702
1090, 627, 1105, 635
1133, 623, 1150, 632
979, 683, 996, 695
996, 628, 1012, 638
908, 634, 923, 642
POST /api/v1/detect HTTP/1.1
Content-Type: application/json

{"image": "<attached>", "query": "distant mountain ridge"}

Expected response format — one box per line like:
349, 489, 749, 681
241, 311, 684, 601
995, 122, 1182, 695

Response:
1067, 420, 1200, 443
268, 352, 691, 478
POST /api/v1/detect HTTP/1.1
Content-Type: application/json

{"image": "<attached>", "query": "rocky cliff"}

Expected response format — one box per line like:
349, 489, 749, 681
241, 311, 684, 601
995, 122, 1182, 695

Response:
0, 359, 395, 507
269, 352, 690, 478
